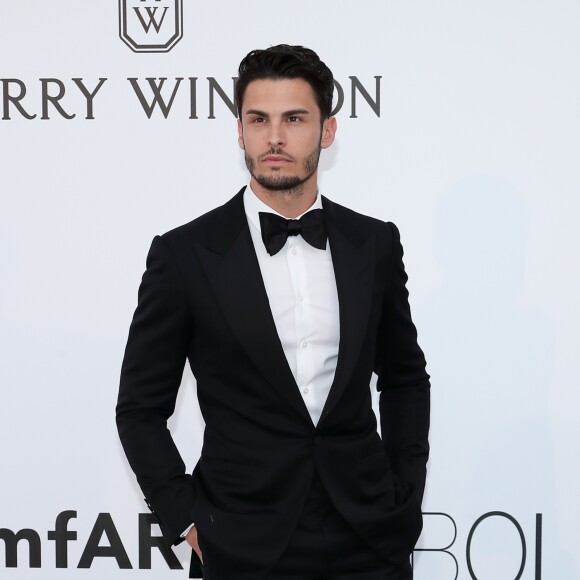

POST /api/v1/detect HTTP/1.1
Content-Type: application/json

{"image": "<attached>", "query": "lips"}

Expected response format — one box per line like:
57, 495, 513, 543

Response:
262, 155, 292, 163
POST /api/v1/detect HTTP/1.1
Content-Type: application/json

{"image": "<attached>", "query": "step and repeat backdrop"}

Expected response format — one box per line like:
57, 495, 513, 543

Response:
1, 1, 578, 578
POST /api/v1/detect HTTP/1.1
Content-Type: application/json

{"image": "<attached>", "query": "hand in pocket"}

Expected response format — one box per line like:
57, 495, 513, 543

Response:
185, 525, 203, 565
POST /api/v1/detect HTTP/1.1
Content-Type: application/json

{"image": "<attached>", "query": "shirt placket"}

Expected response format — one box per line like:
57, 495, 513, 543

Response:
286, 236, 317, 410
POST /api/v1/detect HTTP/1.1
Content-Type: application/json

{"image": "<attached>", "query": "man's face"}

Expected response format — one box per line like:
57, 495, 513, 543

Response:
237, 78, 336, 193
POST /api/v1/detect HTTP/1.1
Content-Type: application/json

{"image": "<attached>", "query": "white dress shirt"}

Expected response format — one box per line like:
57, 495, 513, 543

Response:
243, 184, 340, 427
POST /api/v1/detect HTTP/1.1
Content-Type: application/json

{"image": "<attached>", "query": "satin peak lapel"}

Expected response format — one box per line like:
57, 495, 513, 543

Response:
194, 189, 313, 425
318, 196, 375, 424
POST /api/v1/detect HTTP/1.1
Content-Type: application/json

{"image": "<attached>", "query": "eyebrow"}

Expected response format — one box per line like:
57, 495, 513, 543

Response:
244, 108, 311, 118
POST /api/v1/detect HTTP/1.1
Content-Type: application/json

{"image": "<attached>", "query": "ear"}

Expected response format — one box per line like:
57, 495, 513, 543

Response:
320, 116, 337, 150
237, 119, 245, 150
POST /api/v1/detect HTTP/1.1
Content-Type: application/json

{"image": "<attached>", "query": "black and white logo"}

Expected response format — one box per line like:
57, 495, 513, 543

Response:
119, 0, 183, 53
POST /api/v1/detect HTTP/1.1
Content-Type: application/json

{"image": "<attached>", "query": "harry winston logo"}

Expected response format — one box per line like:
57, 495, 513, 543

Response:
118, 0, 183, 53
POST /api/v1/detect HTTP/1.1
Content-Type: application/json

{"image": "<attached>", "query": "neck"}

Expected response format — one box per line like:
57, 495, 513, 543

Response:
249, 173, 319, 218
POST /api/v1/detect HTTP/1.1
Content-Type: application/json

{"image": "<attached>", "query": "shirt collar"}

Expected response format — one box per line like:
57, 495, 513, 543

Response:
243, 182, 323, 232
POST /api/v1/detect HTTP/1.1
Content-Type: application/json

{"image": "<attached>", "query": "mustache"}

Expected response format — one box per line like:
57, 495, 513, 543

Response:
259, 147, 295, 162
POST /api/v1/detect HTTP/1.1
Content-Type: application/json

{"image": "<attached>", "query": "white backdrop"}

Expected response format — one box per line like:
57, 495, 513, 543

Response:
1, 1, 579, 578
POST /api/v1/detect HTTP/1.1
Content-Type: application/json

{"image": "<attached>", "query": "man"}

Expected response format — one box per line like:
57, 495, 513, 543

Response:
116, 45, 430, 580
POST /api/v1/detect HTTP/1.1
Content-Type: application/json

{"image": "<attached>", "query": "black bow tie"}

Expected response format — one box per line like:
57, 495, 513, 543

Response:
258, 209, 327, 256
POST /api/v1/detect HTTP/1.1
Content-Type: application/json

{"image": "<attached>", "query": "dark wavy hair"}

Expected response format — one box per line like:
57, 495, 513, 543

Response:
236, 44, 334, 120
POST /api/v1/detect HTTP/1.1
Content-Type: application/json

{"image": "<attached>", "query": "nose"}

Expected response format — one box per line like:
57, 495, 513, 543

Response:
267, 121, 285, 148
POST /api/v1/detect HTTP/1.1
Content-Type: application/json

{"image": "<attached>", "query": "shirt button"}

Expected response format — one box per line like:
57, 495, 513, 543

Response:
303, 387, 309, 394
297, 294, 303, 303
301, 341, 308, 348
291, 248, 297, 256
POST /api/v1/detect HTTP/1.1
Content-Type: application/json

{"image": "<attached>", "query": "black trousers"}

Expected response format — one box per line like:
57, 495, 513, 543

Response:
264, 470, 412, 580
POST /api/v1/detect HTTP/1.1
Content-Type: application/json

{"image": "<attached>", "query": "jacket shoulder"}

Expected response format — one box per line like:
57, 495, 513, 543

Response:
322, 196, 396, 243
159, 187, 245, 249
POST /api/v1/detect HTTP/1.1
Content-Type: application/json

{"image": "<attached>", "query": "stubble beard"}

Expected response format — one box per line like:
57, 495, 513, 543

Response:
245, 145, 321, 196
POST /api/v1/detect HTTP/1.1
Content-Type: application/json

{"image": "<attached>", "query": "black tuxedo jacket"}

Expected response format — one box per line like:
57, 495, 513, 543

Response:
116, 187, 430, 579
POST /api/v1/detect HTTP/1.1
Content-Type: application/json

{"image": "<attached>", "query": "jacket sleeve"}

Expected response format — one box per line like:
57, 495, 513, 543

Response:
116, 234, 195, 545
375, 222, 431, 503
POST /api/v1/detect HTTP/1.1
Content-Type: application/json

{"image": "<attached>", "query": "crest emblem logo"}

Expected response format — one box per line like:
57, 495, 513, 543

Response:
119, 0, 183, 53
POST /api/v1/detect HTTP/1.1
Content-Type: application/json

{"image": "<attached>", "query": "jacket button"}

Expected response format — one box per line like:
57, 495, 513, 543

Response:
313, 435, 322, 446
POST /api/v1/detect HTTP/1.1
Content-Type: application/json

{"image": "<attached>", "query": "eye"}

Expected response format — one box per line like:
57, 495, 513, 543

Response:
288, 116, 301, 123
252, 117, 265, 123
